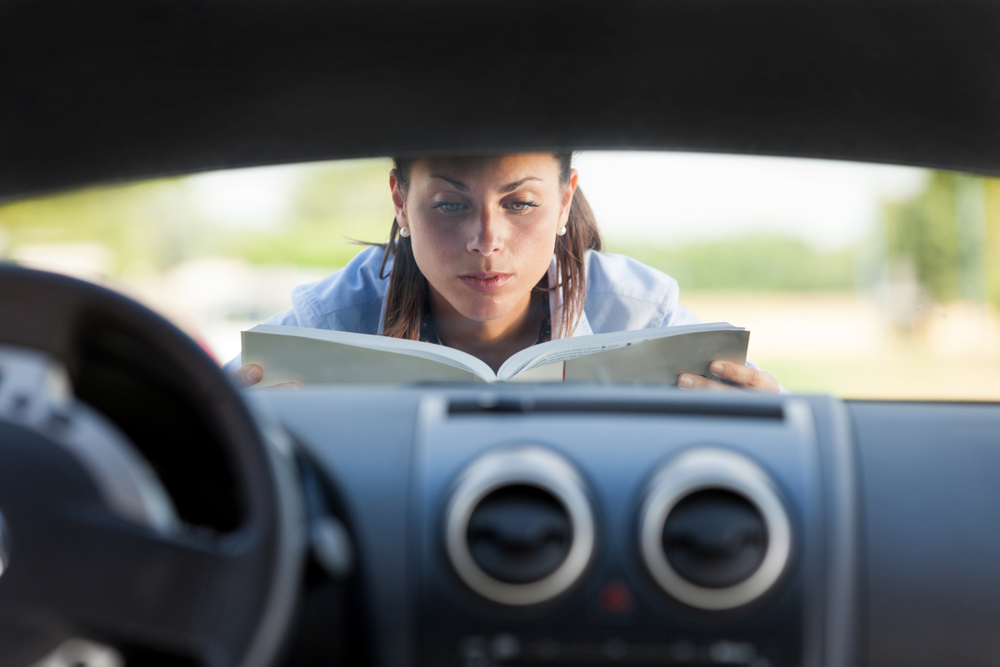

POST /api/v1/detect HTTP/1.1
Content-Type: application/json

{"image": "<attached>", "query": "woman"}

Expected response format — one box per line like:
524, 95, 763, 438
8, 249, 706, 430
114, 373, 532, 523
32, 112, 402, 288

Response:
232, 153, 779, 392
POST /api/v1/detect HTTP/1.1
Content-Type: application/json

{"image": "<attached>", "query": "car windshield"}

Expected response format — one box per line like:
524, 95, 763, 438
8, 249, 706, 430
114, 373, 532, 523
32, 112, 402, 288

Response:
2, 151, 997, 400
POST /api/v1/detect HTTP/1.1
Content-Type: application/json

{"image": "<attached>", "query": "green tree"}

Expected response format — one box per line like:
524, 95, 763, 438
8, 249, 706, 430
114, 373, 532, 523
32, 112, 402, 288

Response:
885, 171, 1000, 310
985, 179, 1000, 311
884, 172, 961, 303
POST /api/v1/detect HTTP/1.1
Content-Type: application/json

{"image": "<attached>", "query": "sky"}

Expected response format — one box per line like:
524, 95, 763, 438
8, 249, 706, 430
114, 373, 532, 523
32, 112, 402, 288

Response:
186, 164, 304, 230
185, 152, 930, 250
573, 151, 928, 249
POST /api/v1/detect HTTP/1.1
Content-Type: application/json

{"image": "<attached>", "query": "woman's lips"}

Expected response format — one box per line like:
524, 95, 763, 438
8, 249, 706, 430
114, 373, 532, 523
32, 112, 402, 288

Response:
459, 272, 513, 293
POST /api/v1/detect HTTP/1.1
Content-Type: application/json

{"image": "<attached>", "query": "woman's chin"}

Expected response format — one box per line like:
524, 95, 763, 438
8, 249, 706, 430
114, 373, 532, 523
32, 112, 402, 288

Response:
454, 298, 515, 323
457, 307, 508, 323
442, 285, 531, 325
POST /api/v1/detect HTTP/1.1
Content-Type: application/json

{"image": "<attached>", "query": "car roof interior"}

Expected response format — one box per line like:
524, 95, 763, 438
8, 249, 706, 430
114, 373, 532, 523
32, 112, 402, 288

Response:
2, 0, 1000, 200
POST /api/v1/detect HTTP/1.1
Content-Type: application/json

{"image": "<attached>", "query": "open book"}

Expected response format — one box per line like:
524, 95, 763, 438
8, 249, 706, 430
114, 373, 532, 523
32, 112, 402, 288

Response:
241, 322, 750, 386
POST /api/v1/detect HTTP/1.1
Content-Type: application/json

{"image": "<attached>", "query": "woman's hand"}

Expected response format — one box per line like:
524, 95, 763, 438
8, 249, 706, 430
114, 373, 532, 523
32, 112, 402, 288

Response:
677, 360, 780, 393
230, 364, 300, 390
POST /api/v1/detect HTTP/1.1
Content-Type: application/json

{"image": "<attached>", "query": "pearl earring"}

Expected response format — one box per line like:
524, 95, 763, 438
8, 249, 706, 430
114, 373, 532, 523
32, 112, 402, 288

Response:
399, 226, 411, 238
557, 225, 567, 236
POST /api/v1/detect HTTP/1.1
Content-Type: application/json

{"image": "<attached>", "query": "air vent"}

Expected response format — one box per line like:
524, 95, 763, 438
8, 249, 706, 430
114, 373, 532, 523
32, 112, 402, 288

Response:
662, 489, 768, 588
467, 485, 572, 584
445, 447, 595, 606
640, 448, 791, 610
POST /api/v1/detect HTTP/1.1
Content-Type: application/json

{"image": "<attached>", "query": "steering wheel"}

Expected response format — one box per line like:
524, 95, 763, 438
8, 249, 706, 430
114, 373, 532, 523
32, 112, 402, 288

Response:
0, 266, 305, 667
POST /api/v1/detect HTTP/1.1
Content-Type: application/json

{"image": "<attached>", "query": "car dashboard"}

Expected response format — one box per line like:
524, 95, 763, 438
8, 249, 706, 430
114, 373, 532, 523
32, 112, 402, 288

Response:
256, 384, 1000, 667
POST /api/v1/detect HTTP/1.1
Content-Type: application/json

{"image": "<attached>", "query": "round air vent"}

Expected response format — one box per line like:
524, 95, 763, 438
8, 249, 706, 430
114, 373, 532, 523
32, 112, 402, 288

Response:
445, 447, 595, 606
640, 448, 791, 610
662, 489, 768, 588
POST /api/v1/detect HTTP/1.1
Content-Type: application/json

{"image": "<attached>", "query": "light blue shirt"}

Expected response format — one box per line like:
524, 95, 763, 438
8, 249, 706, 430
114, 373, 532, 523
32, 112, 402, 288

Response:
247, 245, 701, 341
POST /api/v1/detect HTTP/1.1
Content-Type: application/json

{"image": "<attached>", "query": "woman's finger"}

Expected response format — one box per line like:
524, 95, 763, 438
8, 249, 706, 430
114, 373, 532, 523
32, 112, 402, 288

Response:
677, 373, 740, 392
708, 361, 780, 393
232, 363, 264, 387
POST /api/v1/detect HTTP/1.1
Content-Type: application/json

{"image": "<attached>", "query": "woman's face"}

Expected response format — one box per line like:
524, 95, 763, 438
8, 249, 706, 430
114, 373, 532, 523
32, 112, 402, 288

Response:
392, 154, 577, 324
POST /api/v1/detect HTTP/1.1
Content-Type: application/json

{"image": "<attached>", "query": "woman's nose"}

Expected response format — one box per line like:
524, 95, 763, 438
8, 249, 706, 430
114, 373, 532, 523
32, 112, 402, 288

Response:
467, 207, 503, 255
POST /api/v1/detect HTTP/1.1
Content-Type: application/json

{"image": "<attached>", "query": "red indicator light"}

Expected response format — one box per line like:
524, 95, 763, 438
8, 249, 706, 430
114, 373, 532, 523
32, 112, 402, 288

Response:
599, 580, 634, 613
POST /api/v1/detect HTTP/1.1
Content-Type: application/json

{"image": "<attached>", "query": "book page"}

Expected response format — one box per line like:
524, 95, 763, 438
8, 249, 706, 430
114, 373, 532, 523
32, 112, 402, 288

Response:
242, 324, 496, 386
563, 329, 750, 384
497, 323, 741, 380
503, 361, 565, 383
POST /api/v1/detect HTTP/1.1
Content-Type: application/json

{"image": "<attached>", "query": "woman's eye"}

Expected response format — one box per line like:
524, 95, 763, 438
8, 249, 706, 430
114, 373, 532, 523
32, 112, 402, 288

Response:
507, 200, 538, 212
432, 202, 466, 213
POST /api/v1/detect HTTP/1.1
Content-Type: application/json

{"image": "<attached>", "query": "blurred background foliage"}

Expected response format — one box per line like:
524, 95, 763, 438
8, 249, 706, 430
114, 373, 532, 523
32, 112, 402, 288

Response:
607, 235, 855, 292
883, 173, 1000, 311
232, 160, 392, 267
0, 159, 394, 273
0, 179, 194, 273
0, 160, 995, 303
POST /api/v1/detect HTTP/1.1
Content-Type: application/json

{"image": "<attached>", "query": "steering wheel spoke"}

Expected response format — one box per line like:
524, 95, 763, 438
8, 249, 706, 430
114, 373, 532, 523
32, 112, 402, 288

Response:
0, 420, 266, 665
10, 519, 223, 656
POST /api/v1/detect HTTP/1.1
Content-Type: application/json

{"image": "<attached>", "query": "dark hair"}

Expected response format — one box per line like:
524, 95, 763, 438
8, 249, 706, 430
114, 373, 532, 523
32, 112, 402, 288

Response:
378, 154, 603, 340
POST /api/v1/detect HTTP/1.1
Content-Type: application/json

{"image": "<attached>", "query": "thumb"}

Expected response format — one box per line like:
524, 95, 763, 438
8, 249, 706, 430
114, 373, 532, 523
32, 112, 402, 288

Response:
234, 363, 264, 387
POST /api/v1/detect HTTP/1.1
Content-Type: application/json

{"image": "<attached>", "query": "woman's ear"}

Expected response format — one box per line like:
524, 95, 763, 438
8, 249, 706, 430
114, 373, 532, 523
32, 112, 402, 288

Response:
390, 169, 408, 225
560, 168, 579, 225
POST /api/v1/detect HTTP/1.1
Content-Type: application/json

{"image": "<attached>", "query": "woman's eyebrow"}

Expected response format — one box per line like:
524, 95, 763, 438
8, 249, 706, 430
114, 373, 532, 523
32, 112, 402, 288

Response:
500, 176, 542, 192
430, 174, 469, 191
428, 174, 542, 192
